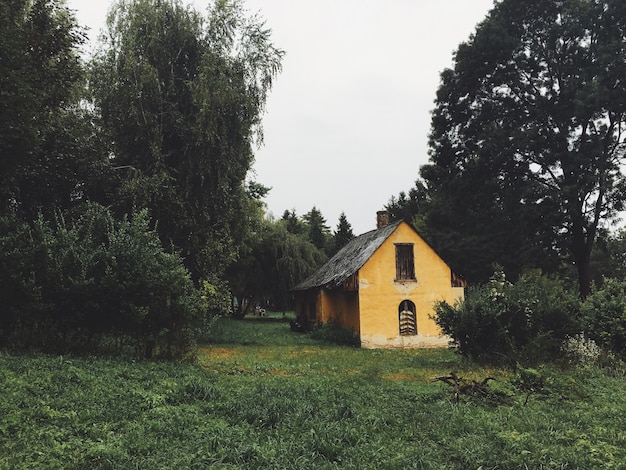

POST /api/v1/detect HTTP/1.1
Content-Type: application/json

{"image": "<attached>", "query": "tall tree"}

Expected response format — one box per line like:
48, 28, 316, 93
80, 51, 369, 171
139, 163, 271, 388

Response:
332, 212, 355, 254
424, 0, 626, 296
0, 0, 104, 218
387, 179, 430, 231
226, 216, 326, 315
302, 206, 331, 253
281, 209, 305, 235
89, 0, 283, 281
266, 226, 326, 310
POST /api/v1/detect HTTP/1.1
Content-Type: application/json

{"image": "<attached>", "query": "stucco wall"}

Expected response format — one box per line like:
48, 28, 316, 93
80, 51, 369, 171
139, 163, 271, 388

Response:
319, 289, 360, 333
358, 222, 463, 349
294, 288, 360, 333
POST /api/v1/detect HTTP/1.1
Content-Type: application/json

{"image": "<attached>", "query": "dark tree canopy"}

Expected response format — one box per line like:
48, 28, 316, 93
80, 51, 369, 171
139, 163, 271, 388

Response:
332, 211, 355, 254
302, 206, 331, 252
386, 180, 430, 231
90, 0, 283, 281
0, 0, 298, 354
0, 0, 105, 219
423, 0, 626, 296
281, 209, 305, 235
226, 216, 326, 315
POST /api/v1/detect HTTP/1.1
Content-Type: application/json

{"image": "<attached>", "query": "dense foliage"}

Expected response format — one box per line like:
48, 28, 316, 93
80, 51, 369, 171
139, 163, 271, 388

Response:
393, 0, 626, 296
225, 207, 357, 316
90, 0, 283, 283
434, 270, 581, 365
0, 0, 109, 218
581, 278, 626, 360
590, 229, 626, 284
0, 204, 205, 358
226, 218, 327, 315
0, 0, 293, 355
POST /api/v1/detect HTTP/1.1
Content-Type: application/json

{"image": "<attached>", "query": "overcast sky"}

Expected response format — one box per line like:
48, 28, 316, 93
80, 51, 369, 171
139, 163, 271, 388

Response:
67, 0, 495, 235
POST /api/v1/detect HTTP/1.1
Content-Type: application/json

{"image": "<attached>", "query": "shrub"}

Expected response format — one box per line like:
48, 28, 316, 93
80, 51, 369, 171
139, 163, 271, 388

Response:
581, 278, 626, 361
0, 215, 42, 347
562, 334, 602, 367
510, 366, 553, 405
0, 204, 207, 358
434, 270, 581, 365
95, 207, 207, 359
310, 320, 360, 347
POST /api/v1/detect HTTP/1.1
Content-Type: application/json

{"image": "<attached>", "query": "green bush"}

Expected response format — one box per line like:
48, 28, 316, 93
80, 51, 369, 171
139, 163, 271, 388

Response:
0, 215, 42, 345
434, 270, 581, 365
581, 278, 626, 360
0, 204, 207, 358
310, 320, 360, 347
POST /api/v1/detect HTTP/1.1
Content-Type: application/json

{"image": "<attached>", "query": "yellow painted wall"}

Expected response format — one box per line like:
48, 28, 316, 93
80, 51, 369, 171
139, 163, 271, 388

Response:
294, 221, 464, 348
358, 222, 464, 348
319, 290, 360, 333
294, 289, 359, 333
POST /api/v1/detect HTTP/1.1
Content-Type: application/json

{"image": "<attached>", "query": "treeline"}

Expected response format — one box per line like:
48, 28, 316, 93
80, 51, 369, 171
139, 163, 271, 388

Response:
5, 0, 624, 362
0, 0, 306, 358
227, 207, 355, 317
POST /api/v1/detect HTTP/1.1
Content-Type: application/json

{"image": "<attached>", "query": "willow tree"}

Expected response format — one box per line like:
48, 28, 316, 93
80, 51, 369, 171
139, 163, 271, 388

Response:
90, 0, 283, 282
424, 0, 626, 297
226, 218, 327, 316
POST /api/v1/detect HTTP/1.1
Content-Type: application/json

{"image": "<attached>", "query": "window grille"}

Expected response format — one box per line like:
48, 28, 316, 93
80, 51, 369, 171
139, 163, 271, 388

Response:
399, 300, 417, 336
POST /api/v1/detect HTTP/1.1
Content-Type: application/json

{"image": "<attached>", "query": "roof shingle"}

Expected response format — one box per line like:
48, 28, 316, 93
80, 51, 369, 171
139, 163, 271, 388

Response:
292, 220, 403, 291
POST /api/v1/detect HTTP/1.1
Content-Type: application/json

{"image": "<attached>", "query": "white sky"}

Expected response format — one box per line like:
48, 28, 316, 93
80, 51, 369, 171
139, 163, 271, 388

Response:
67, 0, 494, 235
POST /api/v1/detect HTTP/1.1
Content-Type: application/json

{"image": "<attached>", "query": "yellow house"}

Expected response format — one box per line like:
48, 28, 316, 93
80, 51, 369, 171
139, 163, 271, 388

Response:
292, 212, 466, 348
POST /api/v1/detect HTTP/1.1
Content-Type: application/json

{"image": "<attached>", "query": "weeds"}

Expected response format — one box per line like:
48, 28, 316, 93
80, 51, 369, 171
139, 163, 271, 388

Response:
309, 320, 361, 346
511, 366, 552, 405
1, 315, 625, 469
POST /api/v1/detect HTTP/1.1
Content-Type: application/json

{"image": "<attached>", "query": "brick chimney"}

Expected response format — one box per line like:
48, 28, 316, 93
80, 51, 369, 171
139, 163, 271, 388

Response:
376, 210, 390, 229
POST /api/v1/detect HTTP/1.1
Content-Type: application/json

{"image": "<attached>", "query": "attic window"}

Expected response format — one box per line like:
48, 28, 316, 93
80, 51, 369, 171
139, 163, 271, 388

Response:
395, 244, 415, 281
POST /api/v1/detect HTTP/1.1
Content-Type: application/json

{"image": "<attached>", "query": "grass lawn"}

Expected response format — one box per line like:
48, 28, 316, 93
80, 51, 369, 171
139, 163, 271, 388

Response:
1, 313, 625, 469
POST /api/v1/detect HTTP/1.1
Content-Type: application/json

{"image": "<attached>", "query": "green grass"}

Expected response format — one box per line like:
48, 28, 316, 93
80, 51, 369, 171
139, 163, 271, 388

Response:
2, 314, 626, 469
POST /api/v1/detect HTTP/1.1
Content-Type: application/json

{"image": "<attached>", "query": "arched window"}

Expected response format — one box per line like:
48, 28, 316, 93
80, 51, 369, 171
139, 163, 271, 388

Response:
398, 300, 417, 336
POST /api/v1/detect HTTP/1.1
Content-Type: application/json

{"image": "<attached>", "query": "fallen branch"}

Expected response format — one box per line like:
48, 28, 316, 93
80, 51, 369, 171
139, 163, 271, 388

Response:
433, 372, 507, 404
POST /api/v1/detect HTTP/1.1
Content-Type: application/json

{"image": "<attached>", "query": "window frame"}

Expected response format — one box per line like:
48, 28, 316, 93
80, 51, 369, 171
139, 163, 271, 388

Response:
394, 243, 416, 281
398, 300, 417, 336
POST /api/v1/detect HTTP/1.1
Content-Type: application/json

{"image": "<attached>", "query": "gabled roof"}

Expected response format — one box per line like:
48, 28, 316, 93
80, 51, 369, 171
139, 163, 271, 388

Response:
292, 219, 404, 291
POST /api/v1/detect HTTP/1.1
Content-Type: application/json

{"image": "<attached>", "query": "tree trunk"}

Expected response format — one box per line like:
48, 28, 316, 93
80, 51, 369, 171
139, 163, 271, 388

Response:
572, 245, 592, 299
569, 210, 593, 299
144, 339, 155, 359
